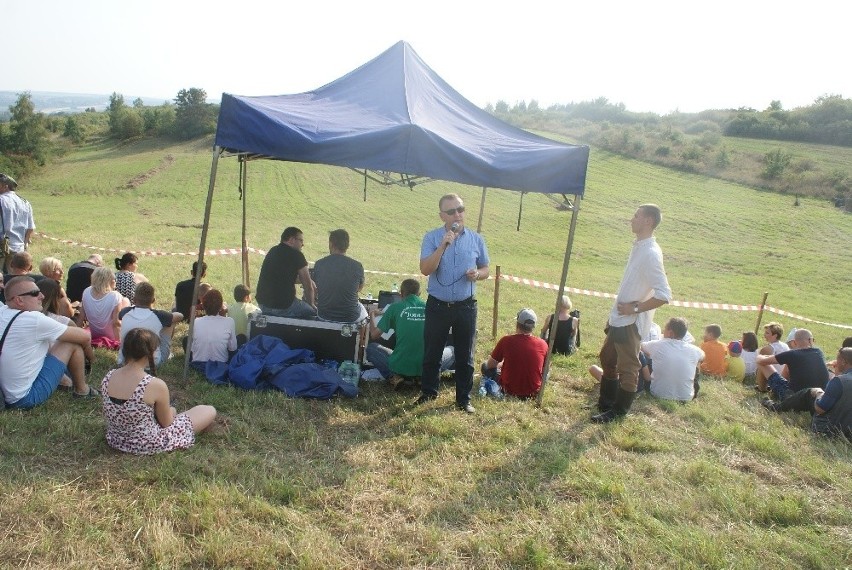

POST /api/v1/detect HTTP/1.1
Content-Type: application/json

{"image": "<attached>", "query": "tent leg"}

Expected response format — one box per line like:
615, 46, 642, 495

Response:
241, 157, 250, 286
182, 146, 221, 381
517, 192, 525, 231
477, 187, 487, 233
537, 194, 582, 407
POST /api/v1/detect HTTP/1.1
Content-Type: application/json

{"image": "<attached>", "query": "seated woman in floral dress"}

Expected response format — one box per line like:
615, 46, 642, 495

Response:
101, 328, 217, 455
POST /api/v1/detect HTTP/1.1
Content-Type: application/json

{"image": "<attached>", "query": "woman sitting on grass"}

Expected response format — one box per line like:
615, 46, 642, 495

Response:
102, 328, 217, 455
37, 277, 76, 325
80, 266, 129, 349
190, 288, 237, 366
114, 252, 148, 302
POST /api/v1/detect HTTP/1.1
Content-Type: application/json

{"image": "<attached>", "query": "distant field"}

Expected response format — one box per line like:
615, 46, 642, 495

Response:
3, 135, 851, 568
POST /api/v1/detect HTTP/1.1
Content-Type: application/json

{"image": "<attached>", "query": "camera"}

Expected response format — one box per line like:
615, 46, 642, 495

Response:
569, 309, 580, 318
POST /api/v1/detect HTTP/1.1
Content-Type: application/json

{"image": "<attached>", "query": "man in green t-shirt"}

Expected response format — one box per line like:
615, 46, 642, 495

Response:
365, 279, 454, 386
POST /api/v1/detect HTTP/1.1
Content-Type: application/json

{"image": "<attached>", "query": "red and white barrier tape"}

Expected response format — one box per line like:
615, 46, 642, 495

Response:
36, 233, 851, 330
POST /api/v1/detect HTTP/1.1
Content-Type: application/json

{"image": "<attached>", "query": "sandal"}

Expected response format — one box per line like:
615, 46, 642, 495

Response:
73, 385, 101, 399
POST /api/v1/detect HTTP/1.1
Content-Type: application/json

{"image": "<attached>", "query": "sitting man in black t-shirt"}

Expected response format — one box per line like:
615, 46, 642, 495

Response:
173, 260, 207, 321
255, 227, 317, 319
757, 328, 830, 408
65, 254, 103, 304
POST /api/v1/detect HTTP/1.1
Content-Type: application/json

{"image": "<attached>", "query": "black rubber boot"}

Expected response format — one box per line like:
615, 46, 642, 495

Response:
591, 388, 637, 423
597, 377, 619, 412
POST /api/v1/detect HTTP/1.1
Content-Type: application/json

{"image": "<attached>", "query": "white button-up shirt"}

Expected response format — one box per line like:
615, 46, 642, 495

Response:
608, 236, 672, 339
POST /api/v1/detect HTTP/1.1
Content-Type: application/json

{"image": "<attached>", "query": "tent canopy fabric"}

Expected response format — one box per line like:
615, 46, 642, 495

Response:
214, 41, 589, 195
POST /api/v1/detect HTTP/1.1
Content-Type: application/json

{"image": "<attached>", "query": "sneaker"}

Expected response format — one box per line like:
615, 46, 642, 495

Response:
761, 398, 780, 412
457, 403, 476, 414
389, 374, 405, 389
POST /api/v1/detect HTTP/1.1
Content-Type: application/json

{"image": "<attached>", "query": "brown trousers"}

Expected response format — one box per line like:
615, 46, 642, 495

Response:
599, 323, 642, 392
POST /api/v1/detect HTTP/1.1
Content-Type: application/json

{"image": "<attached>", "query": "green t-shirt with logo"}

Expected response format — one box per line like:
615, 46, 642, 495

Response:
377, 294, 426, 376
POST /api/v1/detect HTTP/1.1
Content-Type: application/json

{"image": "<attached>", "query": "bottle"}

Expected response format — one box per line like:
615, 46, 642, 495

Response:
478, 378, 487, 397
338, 360, 360, 387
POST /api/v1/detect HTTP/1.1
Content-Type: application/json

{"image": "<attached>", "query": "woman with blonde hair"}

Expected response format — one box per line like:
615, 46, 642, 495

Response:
102, 328, 216, 455
80, 266, 129, 348
540, 294, 579, 355
38, 257, 76, 319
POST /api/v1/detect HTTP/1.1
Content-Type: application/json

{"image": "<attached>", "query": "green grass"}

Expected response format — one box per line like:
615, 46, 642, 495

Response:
2, 134, 851, 568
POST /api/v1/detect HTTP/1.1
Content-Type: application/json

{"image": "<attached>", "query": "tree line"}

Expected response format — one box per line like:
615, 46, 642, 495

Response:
0, 89, 217, 179
489, 96, 852, 208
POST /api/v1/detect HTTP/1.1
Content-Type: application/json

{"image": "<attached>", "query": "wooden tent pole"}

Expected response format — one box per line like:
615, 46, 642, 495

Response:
182, 146, 221, 381
516, 192, 524, 231
754, 292, 769, 334
492, 265, 501, 339
537, 193, 582, 407
477, 186, 487, 233
241, 157, 250, 286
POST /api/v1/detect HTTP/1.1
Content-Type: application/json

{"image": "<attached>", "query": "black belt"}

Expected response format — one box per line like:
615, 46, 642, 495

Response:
428, 295, 475, 307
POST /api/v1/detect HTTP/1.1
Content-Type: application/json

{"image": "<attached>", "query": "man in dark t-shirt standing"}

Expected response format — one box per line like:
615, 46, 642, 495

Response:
256, 226, 316, 319
312, 228, 366, 323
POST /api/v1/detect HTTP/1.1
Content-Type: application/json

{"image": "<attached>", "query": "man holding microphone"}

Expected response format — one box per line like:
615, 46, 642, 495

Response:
415, 194, 489, 413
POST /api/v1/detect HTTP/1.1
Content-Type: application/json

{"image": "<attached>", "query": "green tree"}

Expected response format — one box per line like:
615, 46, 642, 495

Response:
63, 115, 85, 143
108, 92, 126, 135
173, 87, 216, 140
133, 98, 145, 109
114, 108, 144, 139
5, 92, 49, 164
495, 100, 509, 114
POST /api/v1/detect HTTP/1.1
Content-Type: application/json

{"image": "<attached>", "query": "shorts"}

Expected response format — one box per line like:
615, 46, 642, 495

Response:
7, 354, 67, 410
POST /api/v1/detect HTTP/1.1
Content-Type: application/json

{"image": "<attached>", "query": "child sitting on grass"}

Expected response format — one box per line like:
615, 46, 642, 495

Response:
699, 324, 727, 376
740, 331, 759, 384
230, 284, 259, 347
102, 328, 216, 455
726, 341, 746, 382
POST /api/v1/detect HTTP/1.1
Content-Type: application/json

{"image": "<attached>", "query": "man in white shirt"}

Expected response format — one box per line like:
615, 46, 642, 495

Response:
592, 204, 672, 423
0, 276, 97, 409
641, 317, 705, 402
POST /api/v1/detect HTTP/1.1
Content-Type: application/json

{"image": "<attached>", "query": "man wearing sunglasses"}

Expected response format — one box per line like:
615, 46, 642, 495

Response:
416, 193, 490, 413
0, 276, 98, 409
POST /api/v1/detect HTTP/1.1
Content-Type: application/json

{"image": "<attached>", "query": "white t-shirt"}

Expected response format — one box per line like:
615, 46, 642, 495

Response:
742, 350, 758, 375
191, 315, 237, 363
82, 288, 123, 340
0, 307, 67, 404
643, 338, 705, 402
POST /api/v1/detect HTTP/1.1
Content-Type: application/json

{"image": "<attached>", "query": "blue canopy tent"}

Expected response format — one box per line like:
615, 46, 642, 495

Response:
189, 42, 590, 400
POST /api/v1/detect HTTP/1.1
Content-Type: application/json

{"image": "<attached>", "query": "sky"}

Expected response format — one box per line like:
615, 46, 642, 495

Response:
5, 0, 850, 115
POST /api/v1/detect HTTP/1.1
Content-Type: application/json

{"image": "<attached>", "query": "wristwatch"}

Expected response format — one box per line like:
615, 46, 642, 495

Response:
633, 302, 640, 313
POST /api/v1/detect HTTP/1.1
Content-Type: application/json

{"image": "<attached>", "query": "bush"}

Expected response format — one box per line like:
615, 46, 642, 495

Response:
762, 148, 792, 179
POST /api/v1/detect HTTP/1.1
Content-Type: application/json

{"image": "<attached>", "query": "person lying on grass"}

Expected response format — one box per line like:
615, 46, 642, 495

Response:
101, 328, 216, 455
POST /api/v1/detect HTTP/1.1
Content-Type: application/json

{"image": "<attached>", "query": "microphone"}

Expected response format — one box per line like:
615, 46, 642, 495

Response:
451, 222, 460, 233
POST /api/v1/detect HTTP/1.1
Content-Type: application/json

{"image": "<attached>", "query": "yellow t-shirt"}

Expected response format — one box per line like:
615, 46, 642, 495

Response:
726, 355, 746, 382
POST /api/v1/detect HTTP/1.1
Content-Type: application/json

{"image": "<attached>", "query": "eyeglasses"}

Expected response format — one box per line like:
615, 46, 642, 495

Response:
13, 290, 41, 299
442, 206, 465, 216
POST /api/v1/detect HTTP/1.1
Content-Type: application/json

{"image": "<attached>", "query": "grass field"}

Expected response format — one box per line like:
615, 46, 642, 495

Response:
2, 133, 851, 568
